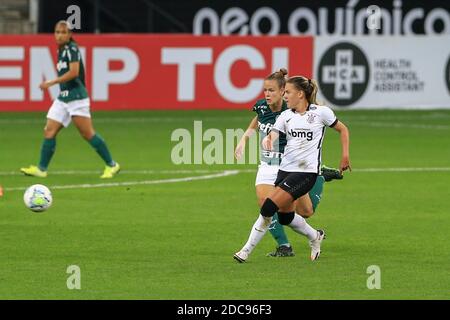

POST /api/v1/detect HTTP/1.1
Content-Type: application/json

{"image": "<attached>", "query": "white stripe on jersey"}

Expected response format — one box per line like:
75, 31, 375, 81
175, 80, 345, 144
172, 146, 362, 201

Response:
272, 104, 337, 173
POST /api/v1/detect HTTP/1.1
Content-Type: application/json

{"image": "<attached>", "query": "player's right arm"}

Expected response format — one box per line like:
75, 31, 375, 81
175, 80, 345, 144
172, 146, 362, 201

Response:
39, 61, 80, 90
235, 116, 258, 159
40, 45, 82, 90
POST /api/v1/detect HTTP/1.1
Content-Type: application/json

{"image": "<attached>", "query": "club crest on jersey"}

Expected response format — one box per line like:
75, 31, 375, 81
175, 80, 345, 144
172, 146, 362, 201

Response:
260, 105, 268, 115
307, 113, 317, 124
56, 60, 68, 71
288, 129, 313, 141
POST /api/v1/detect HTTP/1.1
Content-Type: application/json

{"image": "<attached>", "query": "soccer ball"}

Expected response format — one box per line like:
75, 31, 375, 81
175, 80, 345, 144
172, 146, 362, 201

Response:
23, 184, 53, 212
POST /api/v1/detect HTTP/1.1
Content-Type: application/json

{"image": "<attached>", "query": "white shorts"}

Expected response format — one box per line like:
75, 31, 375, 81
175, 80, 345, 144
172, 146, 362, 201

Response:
47, 98, 91, 128
255, 162, 280, 186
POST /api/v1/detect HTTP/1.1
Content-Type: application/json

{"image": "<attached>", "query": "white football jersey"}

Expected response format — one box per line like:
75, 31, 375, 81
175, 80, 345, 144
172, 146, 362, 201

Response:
272, 104, 338, 173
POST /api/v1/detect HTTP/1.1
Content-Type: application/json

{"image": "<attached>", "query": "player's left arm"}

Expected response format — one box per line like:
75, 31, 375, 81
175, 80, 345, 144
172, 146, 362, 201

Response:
332, 120, 351, 174
39, 61, 80, 90
263, 111, 284, 150
262, 130, 280, 151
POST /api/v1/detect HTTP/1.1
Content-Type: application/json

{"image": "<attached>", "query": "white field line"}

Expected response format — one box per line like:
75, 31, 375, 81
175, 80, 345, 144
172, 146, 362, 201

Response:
337, 113, 450, 121
347, 121, 450, 130
1, 117, 450, 130
0, 117, 250, 125
1, 167, 450, 177
0, 169, 234, 176
3, 170, 240, 191
351, 167, 450, 172
2, 167, 449, 192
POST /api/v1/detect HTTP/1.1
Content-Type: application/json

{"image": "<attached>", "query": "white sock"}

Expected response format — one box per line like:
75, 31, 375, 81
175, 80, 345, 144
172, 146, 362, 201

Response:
241, 215, 272, 254
288, 213, 317, 241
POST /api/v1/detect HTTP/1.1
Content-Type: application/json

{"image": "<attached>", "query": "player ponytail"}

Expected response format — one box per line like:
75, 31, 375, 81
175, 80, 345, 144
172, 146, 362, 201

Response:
309, 78, 319, 105
287, 76, 319, 105
265, 68, 288, 89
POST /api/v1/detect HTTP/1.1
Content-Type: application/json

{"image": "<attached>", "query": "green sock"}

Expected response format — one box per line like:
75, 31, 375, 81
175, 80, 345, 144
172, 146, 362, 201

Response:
38, 138, 56, 171
269, 213, 290, 246
89, 133, 115, 166
308, 175, 325, 212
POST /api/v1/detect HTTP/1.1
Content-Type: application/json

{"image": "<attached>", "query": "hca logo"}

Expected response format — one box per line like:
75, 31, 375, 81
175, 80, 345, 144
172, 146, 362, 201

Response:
318, 42, 370, 107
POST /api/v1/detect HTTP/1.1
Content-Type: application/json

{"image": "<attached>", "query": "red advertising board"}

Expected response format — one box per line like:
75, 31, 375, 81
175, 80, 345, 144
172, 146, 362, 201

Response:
0, 35, 313, 111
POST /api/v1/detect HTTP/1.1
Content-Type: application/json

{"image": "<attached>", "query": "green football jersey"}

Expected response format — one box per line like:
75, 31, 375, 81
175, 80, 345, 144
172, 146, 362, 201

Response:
56, 40, 88, 103
252, 98, 288, 165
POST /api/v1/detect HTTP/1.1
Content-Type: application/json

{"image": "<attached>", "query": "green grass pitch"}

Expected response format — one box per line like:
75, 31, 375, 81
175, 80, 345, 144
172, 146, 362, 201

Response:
0, 109, 449, 299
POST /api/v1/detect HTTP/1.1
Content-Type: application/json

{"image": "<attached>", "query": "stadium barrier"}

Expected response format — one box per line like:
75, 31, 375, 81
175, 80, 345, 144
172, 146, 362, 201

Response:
0, 35, 449, 111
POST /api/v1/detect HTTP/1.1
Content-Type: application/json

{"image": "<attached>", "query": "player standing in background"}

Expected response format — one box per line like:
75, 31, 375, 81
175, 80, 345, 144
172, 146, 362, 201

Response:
20, 20, 120, 179
234, 75, 351, 263
235, 69, 343, 258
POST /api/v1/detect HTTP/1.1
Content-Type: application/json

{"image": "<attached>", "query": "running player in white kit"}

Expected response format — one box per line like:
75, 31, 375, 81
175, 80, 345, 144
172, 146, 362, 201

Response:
234, 76, 351, 263
235, 69, 343, 258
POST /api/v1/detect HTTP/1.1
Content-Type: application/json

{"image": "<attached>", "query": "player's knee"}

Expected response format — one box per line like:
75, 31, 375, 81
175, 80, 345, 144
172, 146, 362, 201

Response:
300, 208, 314, 218
260, 198, 279, 218
257, 197, 267, 208
296, 202, 314, 218
80, 130, 95, 141
43, 126, 58, 139
278, 212, 295, 225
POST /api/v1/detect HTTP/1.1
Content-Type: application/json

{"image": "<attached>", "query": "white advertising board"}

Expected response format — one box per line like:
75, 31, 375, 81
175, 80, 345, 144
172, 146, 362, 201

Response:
314, 36, 450, 109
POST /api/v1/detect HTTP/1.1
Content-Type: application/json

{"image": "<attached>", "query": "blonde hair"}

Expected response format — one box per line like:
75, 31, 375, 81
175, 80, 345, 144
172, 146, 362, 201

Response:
286, 76, 318, 105
265, 68, 288, 89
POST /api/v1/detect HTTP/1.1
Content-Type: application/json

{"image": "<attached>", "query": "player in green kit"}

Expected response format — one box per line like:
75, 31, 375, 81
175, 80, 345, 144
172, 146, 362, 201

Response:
235, 69, 342, 257
20, 20, 120, 179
